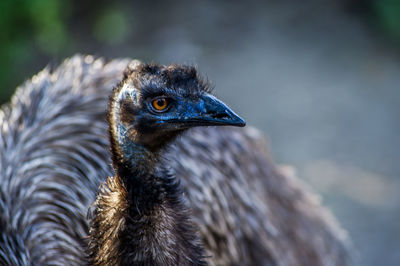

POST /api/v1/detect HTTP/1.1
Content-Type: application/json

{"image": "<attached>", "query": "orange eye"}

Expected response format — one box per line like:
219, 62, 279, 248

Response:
151, 97, 168, 111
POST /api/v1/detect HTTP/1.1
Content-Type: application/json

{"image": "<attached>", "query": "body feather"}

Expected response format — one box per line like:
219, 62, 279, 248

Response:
0, 55, 349, 265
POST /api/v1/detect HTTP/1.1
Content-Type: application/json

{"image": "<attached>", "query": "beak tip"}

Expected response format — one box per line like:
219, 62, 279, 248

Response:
236, 118, 246, 127
226, 113, 246, 127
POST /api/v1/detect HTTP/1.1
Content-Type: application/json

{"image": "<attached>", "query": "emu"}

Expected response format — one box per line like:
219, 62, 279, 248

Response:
88, 62, 245, 265
0, 55, 350, 265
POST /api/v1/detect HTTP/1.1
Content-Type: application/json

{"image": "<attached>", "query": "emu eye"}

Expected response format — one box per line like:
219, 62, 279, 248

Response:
151, 97, 169, 112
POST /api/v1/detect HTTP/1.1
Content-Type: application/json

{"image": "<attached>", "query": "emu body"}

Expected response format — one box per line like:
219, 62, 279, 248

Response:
0, 55, 350, 265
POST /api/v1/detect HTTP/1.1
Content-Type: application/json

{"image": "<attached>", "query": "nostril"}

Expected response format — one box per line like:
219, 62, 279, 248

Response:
213, 112, 230, 120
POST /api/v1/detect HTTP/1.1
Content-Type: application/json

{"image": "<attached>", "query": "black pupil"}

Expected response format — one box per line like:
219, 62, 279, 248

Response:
157, 99, 165, 107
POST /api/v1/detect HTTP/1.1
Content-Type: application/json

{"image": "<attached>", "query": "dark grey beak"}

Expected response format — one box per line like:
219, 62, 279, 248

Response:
198, 94, 246, 127
170, 93, 245, 128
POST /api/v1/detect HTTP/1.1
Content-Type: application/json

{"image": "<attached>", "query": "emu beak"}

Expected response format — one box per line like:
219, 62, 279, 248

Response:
177, 93, 246, 127
199, 94, 246, 127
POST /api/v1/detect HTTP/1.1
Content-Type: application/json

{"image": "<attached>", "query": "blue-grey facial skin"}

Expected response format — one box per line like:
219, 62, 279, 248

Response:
117, 123, 148, 161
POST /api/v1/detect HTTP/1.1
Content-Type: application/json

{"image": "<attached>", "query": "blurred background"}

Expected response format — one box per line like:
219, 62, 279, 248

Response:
1, 0, 399, 265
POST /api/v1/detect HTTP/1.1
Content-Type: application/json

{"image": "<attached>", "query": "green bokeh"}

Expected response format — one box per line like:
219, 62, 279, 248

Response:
0, 0, 129, 104
94, 8, 129, 45
0, 0, 69, 103
374, 0, 400, 39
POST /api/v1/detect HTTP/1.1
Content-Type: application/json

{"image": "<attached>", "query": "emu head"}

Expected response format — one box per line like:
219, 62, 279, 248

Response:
109, 62, 245, 161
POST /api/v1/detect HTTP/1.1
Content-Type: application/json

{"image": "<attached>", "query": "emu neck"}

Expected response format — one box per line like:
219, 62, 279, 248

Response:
109, 111, 168, 216
90, 78, 206, 265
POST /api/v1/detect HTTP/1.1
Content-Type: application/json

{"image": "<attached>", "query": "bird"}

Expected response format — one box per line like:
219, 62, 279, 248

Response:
88, 62, 246, 265
0, 55, 350, 265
